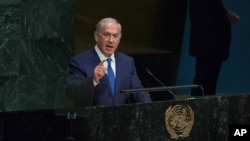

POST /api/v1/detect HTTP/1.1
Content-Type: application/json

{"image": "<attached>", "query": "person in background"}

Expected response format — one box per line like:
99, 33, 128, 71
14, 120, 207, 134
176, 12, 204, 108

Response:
67, 17, 152, 107
189, 0, 239, 96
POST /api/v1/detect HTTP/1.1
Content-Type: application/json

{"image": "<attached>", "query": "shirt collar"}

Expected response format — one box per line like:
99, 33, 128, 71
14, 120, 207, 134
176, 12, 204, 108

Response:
95, 45, 115, 61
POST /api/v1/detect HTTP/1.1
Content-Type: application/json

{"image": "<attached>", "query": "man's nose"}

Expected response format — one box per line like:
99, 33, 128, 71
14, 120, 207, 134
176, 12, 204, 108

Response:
108, 35, 114, 42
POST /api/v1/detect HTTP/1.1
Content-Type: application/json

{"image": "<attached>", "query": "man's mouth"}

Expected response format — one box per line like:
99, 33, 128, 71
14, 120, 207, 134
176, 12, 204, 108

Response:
106, 45, 114, 50
106, 45, 113, 48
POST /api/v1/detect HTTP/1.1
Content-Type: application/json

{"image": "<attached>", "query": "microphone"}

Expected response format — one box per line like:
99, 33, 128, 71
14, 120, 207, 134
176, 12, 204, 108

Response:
145, 68, 179, 100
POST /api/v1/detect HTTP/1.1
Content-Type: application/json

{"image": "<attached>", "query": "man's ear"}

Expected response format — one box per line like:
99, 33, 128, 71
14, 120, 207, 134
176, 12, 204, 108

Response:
94, 31, 99, 42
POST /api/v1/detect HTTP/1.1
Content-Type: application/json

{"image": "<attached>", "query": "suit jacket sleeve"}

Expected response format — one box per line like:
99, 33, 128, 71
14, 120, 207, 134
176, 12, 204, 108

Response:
66, 58, 94, 107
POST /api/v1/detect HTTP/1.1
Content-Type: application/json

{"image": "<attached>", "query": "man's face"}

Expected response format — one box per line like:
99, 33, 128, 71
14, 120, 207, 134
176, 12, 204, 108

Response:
94, 22, 122, 57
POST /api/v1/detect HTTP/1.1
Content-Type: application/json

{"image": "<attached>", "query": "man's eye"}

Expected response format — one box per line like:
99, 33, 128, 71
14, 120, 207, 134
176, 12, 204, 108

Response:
103, 33, 110, 36
113, 34, 119, 38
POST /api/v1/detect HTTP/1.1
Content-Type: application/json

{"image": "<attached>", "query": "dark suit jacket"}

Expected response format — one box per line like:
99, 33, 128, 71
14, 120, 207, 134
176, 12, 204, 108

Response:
189, 0, 231, 61
67, 48, 152, 107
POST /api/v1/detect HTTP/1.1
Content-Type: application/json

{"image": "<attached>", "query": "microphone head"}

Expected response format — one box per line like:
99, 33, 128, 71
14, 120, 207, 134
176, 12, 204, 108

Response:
145, 68, 152, 75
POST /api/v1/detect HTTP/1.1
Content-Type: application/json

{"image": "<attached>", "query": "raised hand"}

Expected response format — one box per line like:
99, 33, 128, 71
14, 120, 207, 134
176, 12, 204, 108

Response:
227, 11, 240, 24
93, 60, 107, 83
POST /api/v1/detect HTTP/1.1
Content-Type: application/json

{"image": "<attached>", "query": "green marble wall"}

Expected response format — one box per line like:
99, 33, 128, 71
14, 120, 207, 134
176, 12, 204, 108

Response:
0, 0, 75, 111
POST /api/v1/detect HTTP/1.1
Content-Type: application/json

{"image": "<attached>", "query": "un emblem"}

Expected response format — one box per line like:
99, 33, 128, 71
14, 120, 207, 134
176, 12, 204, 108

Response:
165, 105, 194, 139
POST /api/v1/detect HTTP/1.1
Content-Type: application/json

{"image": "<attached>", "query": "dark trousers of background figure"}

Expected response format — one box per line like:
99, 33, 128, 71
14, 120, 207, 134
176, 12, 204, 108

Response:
191, 57, 223, 96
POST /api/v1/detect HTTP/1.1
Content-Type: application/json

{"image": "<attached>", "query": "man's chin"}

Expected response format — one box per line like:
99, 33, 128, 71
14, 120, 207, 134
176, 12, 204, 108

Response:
104, 51, 113, 57
105, 49, 114, 54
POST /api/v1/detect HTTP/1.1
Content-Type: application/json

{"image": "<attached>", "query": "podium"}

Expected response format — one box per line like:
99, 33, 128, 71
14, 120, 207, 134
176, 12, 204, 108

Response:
2, 93, 250, 141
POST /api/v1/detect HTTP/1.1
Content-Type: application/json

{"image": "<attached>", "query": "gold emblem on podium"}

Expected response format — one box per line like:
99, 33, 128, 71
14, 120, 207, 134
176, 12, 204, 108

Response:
165, 105, 194, 139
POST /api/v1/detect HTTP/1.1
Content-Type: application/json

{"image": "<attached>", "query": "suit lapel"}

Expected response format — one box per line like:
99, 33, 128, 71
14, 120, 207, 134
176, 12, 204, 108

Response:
114, 53, 123, 96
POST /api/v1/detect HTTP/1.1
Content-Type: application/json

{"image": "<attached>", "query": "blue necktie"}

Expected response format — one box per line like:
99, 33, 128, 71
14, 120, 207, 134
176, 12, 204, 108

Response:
107, 58, 115, 95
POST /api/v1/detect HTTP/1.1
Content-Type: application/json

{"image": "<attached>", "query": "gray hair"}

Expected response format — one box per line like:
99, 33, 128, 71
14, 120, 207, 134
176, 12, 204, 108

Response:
96, 17, 122, 33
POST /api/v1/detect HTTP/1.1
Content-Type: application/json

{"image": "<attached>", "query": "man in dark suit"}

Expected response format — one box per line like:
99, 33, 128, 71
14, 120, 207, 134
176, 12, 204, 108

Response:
189, 0, 239, 96
67, 17, 152, 107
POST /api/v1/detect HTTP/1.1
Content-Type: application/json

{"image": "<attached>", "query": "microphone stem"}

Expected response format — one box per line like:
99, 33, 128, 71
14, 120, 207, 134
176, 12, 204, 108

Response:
147, 69, 179, 100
